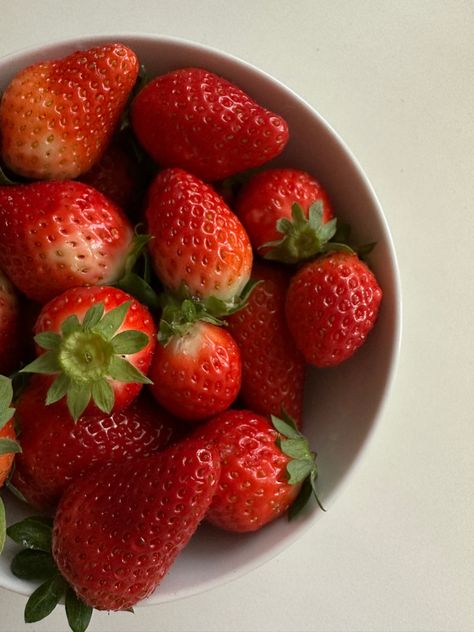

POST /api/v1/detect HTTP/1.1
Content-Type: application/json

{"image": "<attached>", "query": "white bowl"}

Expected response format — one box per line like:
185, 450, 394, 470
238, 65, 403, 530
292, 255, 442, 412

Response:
0, 34, 401, 605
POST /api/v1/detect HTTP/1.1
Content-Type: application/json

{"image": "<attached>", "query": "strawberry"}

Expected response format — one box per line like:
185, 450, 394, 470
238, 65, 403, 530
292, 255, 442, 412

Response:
148, 320, 241, 422
131, 67, 288, 182
235, 168, 335, 260
20, 285, 156, 420
286, 252, 383, 367
227, 261, 306, 423
6, 437, 220, 618
12, 376, 177, 511
194, 409, 322, 532
145, 167, 253, 307
0, 180, 135, 303
0, 268, 22, 375
0, 43, 139, 180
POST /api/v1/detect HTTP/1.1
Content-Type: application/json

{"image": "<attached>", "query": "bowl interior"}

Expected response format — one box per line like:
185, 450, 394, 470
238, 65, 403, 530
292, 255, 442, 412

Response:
0, 34, 401, 604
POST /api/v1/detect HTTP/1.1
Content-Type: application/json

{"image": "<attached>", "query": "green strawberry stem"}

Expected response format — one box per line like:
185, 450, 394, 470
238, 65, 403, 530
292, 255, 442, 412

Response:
20, 301, 152, 421
271, 411, 326, 518
115, 231, 161, 311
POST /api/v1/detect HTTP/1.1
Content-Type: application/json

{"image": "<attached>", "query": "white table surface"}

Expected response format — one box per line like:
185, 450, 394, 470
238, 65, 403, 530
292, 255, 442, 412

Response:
0, 2, 473, 631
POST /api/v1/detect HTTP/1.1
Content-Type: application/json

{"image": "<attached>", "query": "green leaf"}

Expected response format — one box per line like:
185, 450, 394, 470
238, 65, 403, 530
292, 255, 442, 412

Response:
286, 458, 314, 484
91, 379, 114, 414
0, 497, 5, 555
0, 406, 14, 430
11, 549, 57, 581
24, 575, 67, 623
65, 587, 93, 632
271, 414, 300, 439
20, 351, 61, 375
66, 382, 91, 422
0, 375, 13, 411
288, 477, 314, 521
116, 272, 160, 311
34, 332, 62, 351
279, 438, 311, 460
0, 438, 21, 455
94, 302, 131, 340
6, 479, 28, 503
61, 314, 81, 338
108, 356, 152, 384
110, 330, 148, 355
46, 374, 71, 405
81, 303, 105, 331
7, 516, 53, 551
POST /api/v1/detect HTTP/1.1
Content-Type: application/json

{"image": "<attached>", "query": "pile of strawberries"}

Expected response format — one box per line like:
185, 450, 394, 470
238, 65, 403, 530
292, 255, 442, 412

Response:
0, 42, 382, 629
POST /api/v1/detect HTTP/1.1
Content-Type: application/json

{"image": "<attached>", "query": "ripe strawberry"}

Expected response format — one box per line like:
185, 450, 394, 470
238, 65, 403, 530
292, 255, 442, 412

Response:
12, 376, 177, 511
286, 252, 383, 367
21, 285, 156, 420
148, 320, 241, 422
0, 43, 139, 180
235, 168, 334, 259
194, 409, 322, 532
227, 261, 305, 423
0, 268, 22, 375
0, 180, 135, 303
131, 67, 288, 182
145, 168, 253, 305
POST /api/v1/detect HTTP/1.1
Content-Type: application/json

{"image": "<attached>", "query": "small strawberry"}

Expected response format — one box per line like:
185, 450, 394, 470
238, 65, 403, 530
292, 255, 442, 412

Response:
0, 268, 22, 375
145, 167, 253, 307
286, 252, 383, 367
0, 43, 139, 180
12, 376, 176, 511
149, 318, 241, 422
20, 285, 156, 420
0, 180, 135, 303
194, 409, 322, 532
235, 167, 335, 259
227, 261, 306, 423
7, 438, 220, 621
131, 67, 288, 182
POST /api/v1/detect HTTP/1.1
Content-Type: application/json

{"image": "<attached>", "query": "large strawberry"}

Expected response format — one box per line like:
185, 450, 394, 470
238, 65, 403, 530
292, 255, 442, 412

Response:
21, 285, 156, 420
149, 319, 241, 422
145, 167, 253, 308
0, 43, 139, 180
194, 409, 322, 532
286, 252, 383, 367
0, 268, 22, 375
227, 261, 306, 423
234, 167, 335, 260
7, 438, 220, 622
0, 181, 135, 303
131, 67, 289, 182
12, 376, 177, 511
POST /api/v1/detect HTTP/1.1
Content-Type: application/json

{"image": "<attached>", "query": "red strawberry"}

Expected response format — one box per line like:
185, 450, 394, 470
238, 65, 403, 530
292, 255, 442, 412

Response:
0, 43, 139, 180
21, 285, 156, 420
286, 252, 383, 367
227, 261, 305, 423
0, 181, 135, 303
148, 320, 241, 422
145, 168, 253, 305
51, 437, 220, 610
194, 409, 321, 532
131, 67, 288, 182
235, 168, 334, 259
12, 376, 177, 511
0, 268, 22, 375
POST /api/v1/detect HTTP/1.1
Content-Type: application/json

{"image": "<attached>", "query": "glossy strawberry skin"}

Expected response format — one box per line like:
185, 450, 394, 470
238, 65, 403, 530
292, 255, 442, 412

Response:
145, 168, 253, 301
0, 43, 139, 180
131, 67, 288, 182
227, 261, 306, 424
286, 252, 383, 367
12, 377, 177, 511
235, 168, 334, 254
0, 181, 134, 303
34, 285, 156, 412
194, 409, 299, 532
52, 438, 220, 610
148, 321, 241, 422
0, 268, 22, 375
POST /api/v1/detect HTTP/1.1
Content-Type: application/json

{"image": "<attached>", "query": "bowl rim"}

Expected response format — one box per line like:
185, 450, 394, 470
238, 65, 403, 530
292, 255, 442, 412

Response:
0, 32, 403, 605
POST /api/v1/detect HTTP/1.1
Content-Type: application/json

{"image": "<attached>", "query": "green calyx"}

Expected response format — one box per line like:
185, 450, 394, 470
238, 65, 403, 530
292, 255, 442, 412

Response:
262, 201, 353, 264
0, 375, 21, 459
7, 516, 93, 632
158, 279, 260, 346
20, 301, 152, 421
271, 411, 325, 519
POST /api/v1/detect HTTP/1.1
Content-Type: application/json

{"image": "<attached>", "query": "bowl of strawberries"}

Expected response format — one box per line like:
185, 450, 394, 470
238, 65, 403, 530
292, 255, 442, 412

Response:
0, 34, 400, 630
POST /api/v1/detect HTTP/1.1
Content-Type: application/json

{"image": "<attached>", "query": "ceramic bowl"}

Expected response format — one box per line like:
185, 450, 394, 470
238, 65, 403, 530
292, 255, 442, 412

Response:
0, 34, 401, 605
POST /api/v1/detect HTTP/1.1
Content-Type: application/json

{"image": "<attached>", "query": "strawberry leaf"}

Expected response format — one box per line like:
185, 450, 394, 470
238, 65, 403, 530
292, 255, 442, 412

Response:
46, 374, 71, 405
61, 314, 81, 338
81, 303, 105, 331
21, 351, 61, 375
65, 587, 93, 632
34, 332, 62, 351
7, 516, 53, 552
91, 379, 114, 414
0, 407, 14, 430
111, 330, 148, 355
11, 549, 57, 581
66, 382, 92, 422
0, 438, 21, 455
93, 301, 130, 340
24, 574, 67, 623
108, 356, 152, 384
